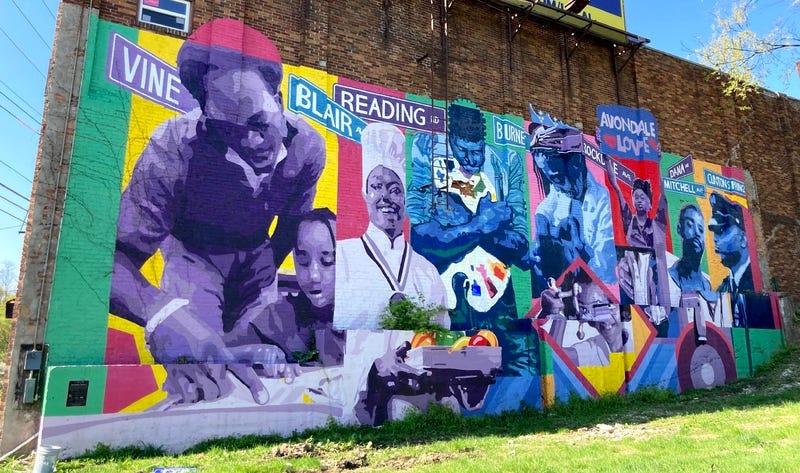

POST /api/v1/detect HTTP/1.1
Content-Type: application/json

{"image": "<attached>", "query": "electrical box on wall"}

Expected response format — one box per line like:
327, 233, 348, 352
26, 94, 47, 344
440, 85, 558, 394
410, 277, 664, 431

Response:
22, 377, 37, 404
18, 345, 47, 405
23, 350, 43, 371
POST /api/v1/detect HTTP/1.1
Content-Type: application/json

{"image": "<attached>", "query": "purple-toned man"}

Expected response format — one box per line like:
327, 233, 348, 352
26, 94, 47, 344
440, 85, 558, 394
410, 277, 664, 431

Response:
109, 19, 325, 404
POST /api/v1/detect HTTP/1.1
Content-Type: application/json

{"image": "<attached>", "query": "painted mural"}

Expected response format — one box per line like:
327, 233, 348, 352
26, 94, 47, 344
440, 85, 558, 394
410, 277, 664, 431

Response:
39, 16, 784, 455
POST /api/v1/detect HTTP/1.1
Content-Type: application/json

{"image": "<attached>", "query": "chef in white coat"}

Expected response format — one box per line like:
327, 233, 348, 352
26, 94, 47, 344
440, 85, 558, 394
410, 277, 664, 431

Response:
334, 122, 449, 330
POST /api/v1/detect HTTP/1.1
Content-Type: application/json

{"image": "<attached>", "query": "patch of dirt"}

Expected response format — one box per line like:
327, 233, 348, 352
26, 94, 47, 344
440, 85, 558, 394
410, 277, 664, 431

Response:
272, 441, 376, 471
371, 452, 456, 471
565, 423, 674, 443
273, 441, 317, 459
325, 447, 369, 470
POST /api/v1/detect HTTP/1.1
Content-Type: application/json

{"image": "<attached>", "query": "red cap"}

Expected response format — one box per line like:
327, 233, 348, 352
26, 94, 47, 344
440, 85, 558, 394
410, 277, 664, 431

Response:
187, 18, 281, 64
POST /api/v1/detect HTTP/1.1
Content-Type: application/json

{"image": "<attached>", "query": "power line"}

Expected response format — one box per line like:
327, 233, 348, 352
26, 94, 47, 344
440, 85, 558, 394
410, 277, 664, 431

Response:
0, 79, 43, 116
0, 89, 42, 126
0, 103, 41, 135
10, 0, 53, 52
0, 207, 25, 223
0, 195, 27, 212
0, 160, 32, 184
0, 182, 30, 202
39, 0, 56, 21
0, 26, 47, 79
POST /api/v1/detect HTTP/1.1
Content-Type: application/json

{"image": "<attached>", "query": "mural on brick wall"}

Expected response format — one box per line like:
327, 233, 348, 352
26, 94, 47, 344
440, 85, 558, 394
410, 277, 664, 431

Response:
38, 16, 784, 455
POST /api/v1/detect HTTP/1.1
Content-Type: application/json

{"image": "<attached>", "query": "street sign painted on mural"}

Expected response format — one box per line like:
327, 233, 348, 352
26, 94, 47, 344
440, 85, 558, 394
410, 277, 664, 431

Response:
106, 32, 197, 113
596, 104, 659, 161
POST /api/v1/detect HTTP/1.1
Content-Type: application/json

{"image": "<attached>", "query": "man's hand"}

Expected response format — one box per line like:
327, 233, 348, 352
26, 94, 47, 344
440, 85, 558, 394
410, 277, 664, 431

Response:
148, 313, 270, 405
489, 229, 529, 268
554, 214, 587, 261
372, 342, 430, 387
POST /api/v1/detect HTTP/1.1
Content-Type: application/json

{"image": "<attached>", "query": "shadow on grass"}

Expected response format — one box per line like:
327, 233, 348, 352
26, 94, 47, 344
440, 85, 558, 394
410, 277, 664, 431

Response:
73, 344, 800, 462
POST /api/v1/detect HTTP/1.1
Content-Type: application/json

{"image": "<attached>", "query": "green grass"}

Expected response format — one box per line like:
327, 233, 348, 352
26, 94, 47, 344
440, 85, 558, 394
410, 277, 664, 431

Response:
0, 317, 11, 359
2, 345, 800, 472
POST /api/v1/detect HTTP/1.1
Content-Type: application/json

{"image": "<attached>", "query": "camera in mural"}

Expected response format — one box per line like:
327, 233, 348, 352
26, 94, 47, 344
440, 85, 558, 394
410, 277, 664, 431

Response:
355, 339, 502, 426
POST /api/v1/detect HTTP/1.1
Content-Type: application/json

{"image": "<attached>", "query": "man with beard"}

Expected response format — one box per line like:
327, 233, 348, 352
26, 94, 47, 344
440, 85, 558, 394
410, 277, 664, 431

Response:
669, 204, 712, 294
708, 192, 753, 327
110, 19, 325, 404
334, 122, 448, 330
664, 204, 716, 339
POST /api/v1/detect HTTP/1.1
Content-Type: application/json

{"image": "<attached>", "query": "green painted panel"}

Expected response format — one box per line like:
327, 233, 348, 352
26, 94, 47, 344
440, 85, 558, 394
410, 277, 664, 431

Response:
748, 328, 785, 370
42, 365, 108, 417
658, 152, 709, 272
45, 17, 136, 365
731, 327, 785, 378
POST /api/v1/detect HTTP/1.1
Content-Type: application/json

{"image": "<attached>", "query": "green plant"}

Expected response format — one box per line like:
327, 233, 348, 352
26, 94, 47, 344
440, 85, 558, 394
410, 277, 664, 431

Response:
0, 318, 12, 362
378, 294, 448, 338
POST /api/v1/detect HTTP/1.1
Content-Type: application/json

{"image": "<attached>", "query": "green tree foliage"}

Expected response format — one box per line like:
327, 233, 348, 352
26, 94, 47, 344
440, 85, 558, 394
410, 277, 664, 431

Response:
696, 0, 800, 101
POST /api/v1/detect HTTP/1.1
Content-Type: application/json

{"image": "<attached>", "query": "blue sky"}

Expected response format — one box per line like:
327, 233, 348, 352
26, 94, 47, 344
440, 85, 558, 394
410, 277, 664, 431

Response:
0, 0, 797, 285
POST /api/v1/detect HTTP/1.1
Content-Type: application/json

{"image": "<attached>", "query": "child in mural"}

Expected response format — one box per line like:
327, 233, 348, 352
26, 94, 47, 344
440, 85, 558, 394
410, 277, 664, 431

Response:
110, 18, 326, 404
334, 122, 449, 330
407, 100, 533, 376
606, 162, 663, 248
527, 110, 616, 294
605, 156, 668, 308
225, 208, 345, 367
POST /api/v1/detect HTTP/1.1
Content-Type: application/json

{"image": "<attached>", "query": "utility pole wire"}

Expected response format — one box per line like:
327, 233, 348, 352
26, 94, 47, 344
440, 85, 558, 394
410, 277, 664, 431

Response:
0, 207, 25, 223
10, 0, 53, 52
0, 195, 28, 212
0, 89, 42, 126
0, 79, 43, 116
0, 182, 30, 202
0, 26, 47, 79
0, 160, 32, 184
39, 0, 56, 21
0, 103, 41, 135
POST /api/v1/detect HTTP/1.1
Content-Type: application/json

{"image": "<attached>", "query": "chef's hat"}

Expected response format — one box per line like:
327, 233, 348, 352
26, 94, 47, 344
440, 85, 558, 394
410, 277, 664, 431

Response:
360, 122, 406, 193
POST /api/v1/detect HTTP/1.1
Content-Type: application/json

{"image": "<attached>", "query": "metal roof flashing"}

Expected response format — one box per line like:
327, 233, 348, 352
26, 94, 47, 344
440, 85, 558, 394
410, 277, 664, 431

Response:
491, 0, 650, 49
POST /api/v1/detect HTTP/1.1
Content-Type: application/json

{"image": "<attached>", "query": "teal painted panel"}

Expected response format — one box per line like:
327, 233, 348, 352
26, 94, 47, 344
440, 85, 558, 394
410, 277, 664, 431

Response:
45, 17, 136, 365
